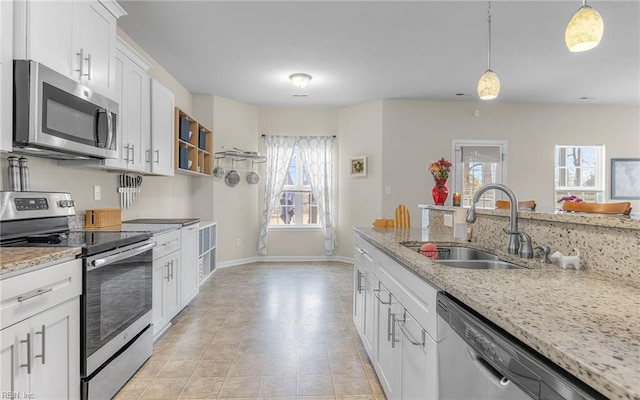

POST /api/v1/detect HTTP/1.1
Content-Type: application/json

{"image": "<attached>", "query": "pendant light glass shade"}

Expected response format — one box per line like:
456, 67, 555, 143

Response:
477, 69, 500, 100
565, 4, 603, 52
477, 2, 499, 100
289, 73, 312, 88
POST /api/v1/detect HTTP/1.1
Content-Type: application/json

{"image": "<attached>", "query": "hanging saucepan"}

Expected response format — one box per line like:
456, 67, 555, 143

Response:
224, 159, 240, 187
213, 157, 225, 178
246, 161, 260, 184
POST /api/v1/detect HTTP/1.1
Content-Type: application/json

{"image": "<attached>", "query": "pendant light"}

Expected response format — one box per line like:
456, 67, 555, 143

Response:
565, 0, 604, 52
477, 1, 500, 100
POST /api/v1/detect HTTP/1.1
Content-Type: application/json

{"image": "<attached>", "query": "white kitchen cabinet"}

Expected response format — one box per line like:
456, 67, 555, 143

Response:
353, 232, 440, 400
102, 37, 151, 172
149, 79, 175, 176
0, 0, 13, 153
181, 223, 200, 307
13, 0, 125, 99
0, 258, 81, 399
151, 230, 181, 338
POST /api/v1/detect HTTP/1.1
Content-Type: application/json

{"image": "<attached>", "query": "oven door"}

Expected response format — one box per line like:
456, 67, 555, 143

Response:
82, 240, 155, 377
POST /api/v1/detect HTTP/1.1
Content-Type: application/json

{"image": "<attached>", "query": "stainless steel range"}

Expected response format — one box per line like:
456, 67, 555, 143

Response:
0, 191, 156, 400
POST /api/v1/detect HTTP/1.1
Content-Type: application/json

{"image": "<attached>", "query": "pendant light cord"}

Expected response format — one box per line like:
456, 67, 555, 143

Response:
487, 1, 492, 70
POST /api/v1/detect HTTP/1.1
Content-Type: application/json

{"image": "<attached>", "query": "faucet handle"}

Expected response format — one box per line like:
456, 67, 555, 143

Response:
535, 245, 552, 263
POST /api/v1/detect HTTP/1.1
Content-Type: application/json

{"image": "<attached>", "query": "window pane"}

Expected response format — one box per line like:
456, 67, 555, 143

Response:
302, 193, 318, 225
462, 162, 497, 208
270, 192, 296, 225
287, 152, 297, 186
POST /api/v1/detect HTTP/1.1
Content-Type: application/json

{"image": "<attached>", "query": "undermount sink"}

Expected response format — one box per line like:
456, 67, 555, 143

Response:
436, 259, 524, 270
436, 246, 499, 261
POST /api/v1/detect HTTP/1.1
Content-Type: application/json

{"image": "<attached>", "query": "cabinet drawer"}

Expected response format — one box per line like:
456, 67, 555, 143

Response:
153, 230, 181, 259
354, 235, 378, 274
1, 258, 82, 329
377, 251, 439, 338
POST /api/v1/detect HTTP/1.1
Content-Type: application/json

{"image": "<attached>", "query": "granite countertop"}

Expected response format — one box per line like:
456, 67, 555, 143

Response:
355, 227, 640, 400
0, 247, 82, 277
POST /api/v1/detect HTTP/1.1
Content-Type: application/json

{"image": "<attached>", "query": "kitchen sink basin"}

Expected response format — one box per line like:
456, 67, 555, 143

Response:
436, 246, 499, 261
436, 260, 524, 270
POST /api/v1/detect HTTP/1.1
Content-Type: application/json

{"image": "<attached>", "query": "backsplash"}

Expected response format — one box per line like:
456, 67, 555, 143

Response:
425, 207, 640, 283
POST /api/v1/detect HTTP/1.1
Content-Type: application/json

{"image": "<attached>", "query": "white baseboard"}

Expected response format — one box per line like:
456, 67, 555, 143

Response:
217, 255, 355, 269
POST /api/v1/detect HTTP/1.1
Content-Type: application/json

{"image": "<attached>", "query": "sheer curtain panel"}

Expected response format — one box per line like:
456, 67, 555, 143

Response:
257, 135, 297, 255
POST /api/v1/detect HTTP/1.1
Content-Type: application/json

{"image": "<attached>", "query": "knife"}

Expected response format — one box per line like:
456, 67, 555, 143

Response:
126, 175, 131, 208
119, 175, 125, 209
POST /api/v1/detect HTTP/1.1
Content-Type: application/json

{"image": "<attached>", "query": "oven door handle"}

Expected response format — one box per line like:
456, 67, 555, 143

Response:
90, 242, 156, 269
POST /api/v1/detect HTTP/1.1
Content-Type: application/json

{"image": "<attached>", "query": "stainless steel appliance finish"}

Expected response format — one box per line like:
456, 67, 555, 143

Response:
436, 293, 605, 400
0, 191, 155, 400
13, 60, 118, 160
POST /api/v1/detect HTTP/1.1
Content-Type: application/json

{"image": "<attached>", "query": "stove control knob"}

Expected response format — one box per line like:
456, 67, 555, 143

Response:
57, 200, 74, 208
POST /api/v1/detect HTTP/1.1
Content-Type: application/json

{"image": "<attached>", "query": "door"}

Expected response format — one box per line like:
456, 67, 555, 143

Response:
150, 79, 175, 176
181, 225, 199, 307
72, 0, 117, 98
353, 263, 365, 334
398, 309, 438, 400
30, 298, 80, 400
374, 289, 402, 400
0, 320, 30, 395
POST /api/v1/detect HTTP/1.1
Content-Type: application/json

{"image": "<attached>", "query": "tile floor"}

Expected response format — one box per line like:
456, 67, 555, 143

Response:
114, 262, 387, 400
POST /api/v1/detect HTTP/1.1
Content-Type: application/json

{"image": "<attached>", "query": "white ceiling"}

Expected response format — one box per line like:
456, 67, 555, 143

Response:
117, 1, 640, 107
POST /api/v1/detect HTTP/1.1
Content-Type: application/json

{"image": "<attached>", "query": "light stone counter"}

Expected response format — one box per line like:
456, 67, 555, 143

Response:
0, 247, 82, 277
355, 227, 640, 400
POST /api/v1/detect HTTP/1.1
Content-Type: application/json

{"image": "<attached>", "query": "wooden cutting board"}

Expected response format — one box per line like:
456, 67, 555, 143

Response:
394, 204, 410, 228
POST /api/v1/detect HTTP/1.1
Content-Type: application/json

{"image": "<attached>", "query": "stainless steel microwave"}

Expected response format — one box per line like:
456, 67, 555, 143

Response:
13, 60, 118, 160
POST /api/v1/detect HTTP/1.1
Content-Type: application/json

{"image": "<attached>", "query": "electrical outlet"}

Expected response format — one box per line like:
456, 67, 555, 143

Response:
236, 238, 241, 247
93, 185, 101, 201
444, 214, 454, 227
385, 186, 392, 195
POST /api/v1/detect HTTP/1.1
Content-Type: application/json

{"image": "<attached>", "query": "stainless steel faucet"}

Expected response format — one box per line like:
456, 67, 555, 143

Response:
465, 183, 531, 257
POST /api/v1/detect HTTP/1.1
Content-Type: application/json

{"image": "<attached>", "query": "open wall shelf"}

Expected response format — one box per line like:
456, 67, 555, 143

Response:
174, 108, 212, 176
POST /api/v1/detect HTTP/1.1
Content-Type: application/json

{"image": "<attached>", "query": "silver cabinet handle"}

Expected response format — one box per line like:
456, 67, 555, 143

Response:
165, 262, 170, 282
391, 313, 399, 348
86, 53, 92, 80
387, 307, 393, 342
374, 291, 391, 305
154, 149, 160, 164
20, 333, 31, 374
123, 144, 130, 162
356, 247, 365, 255
169, 260, 174, 280
146, 149, 150, 163
162, 239, 179, 247
76, 48, 85, 78
130, 144, 135, 164
17, 288, 53, 302
35, 325, 46, 364
397, 314, 426, 347
356, 270, 363, 294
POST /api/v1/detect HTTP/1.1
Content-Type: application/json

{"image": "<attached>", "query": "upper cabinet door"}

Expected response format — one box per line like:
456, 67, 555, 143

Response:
150, 79, 175, 176
72, 0, 118, 99
0, 0, 14, 153
14, 0, 125, 100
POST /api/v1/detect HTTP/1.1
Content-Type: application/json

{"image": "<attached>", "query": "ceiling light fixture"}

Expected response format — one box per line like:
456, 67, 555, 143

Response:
289, 73, 312, 88
477, 1, 500, 100
565, 0, 604, 52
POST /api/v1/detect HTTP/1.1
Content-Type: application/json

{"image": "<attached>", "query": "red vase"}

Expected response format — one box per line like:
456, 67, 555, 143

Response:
432, 178, 449, 206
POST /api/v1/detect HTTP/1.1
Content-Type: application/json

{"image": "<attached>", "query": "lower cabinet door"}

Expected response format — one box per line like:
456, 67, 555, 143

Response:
180, 224, 199, 307
374, 292, 402, 399
353, 263, 365, 334
30, 297, 80, 400
0, 319, 30, 395
398, 308, 438, 400
361, 269, 376, 359
165, 253, 182, 322
153, 251, 181, 337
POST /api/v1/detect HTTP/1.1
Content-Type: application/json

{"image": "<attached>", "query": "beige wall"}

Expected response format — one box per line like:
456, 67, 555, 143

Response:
337, 101, 384, 257
381, 100, 640, 217
257, 107, 340, 257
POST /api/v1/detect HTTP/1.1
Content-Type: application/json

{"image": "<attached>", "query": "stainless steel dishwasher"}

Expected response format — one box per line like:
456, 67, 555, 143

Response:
436, 293, 606, 400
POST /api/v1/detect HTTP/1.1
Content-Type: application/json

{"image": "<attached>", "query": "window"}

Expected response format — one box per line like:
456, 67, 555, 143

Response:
269, 148, 319, 227
453, 140, 507, 208
554, 145, 605, 207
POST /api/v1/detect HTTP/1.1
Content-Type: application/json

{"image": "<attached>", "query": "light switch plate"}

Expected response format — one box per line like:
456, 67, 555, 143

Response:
93, 185, 101, 201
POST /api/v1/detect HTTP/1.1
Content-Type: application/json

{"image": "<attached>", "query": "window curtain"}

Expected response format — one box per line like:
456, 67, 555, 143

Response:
257, 135, 297, 255
297, 136, 337, 255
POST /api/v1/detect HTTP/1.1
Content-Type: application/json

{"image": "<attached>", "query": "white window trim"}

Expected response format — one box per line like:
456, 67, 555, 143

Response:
451, 139, 508, 206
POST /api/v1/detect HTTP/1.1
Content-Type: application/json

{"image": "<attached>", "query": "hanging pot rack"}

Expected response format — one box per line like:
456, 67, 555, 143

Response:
214, 146, 267, 163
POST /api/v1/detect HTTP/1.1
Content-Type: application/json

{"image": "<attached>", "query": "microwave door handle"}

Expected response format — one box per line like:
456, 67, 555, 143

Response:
106, 111, 114, 150
89, 242, 156, 270
96, 108, 106, 148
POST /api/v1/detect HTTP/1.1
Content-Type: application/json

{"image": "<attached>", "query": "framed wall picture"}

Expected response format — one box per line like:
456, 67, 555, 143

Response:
611, 158, 640, 199
350, 156, 367, 177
